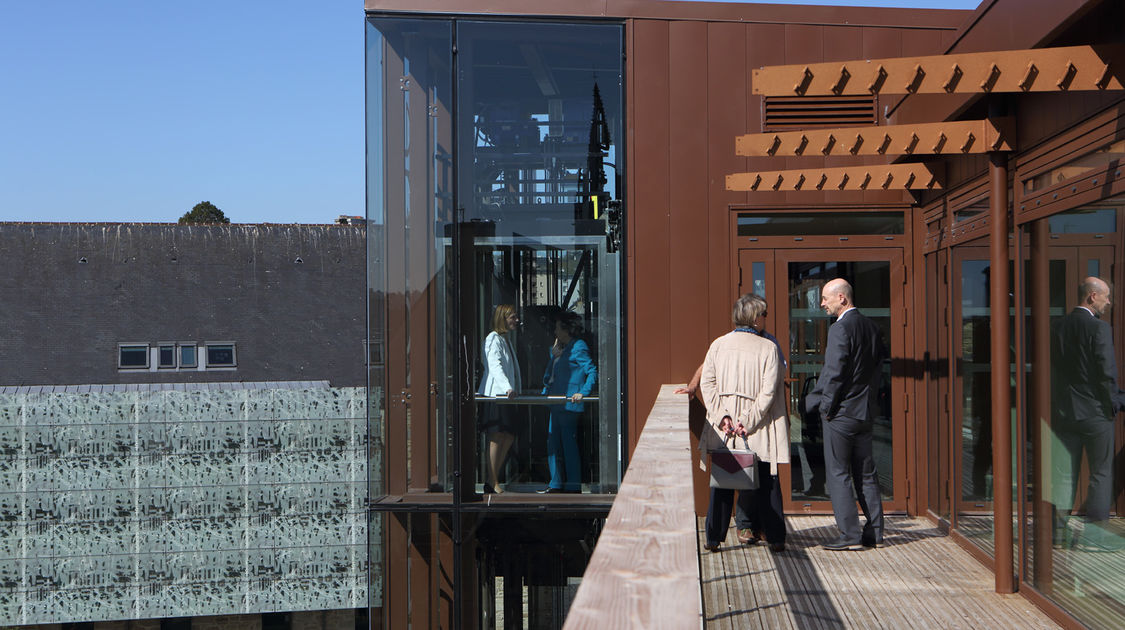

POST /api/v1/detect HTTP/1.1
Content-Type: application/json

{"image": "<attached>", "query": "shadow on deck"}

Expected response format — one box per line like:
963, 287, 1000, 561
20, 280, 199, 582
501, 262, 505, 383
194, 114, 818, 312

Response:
564, 385, 1063, 629
700, 514, 1060, 629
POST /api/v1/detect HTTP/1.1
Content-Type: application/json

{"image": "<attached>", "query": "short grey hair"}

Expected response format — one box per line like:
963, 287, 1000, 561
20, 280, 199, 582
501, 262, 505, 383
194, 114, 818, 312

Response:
732, 293, 767, 328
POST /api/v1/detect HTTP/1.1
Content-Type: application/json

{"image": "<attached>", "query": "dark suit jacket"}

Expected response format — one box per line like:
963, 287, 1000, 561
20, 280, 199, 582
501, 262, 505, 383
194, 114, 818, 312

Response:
808, 309, 886, 423
1052, 307, 1124, 422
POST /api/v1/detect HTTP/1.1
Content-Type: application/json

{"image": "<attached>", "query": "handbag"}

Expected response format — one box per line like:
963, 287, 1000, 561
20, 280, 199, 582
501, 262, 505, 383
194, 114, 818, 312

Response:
708, 434, 759, 490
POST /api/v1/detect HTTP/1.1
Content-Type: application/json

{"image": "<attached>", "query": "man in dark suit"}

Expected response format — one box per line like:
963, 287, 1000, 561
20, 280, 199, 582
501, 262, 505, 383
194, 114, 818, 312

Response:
1051, 276, 1124, 551
807, 278, 886, 551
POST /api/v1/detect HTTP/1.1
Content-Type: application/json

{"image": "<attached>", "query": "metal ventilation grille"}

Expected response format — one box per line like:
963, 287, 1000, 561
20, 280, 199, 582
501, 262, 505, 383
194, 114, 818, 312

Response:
763, 95, 877, 130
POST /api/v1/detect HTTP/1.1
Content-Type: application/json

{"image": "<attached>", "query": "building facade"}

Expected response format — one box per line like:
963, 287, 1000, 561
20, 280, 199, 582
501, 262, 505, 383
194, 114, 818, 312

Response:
367, 0, 1125, 628
0, 223, 366, 388
0, 224, 369, 630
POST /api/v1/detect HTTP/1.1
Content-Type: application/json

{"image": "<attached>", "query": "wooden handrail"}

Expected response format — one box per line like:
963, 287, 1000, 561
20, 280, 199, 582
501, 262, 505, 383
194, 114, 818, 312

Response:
563, 384, 701, 629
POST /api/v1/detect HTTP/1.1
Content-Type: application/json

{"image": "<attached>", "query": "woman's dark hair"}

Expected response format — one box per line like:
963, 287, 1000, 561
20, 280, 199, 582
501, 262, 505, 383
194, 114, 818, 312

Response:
555, 311, 584, 337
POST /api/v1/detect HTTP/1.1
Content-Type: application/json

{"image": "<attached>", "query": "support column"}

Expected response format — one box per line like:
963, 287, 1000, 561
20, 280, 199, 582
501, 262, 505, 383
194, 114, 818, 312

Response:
989, 149, 1014, 593
1029, 220, 1054, 592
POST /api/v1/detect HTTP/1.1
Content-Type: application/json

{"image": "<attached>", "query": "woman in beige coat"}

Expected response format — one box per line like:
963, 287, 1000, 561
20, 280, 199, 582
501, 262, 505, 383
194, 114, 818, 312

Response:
700, 293, 790, 552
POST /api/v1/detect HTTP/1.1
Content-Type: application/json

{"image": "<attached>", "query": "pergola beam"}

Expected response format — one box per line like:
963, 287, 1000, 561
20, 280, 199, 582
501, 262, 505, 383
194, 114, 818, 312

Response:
726, 163, 942, 192
736, 119, 1012, 157
752, 44, 1125, 96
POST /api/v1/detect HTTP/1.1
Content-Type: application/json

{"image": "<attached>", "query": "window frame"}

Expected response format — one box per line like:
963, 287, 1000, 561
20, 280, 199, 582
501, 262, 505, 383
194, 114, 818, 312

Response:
117, 343, 150, 370
179, 343, 198, 368
204, 342, 237, 369
157, 343, 177, 369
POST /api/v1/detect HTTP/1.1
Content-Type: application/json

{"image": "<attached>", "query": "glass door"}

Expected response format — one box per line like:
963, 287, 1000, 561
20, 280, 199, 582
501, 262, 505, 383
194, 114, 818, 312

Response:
739, 248, 906, 513
949, 242, 1112, 557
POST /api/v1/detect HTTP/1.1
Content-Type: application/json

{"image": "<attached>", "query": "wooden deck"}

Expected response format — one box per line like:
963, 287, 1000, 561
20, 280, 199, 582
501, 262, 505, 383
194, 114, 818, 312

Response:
699, 514, 1062, 629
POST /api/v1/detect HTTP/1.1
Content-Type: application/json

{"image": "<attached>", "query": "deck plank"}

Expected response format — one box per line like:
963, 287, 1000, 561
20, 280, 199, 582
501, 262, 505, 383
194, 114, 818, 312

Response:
700, 515, 1062, 629
740, 535, 797, 630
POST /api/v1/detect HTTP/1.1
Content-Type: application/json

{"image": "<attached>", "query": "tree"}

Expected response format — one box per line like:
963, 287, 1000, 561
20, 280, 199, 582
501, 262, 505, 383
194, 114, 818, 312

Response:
179, 201, 230, 224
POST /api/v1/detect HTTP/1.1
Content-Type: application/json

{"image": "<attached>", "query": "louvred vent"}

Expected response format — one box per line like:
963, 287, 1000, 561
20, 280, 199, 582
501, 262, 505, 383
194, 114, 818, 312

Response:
763, 95, 877, 130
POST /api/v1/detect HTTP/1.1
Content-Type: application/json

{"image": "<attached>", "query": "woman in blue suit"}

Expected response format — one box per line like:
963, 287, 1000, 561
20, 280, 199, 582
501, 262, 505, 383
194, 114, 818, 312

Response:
540, 312, 597, 493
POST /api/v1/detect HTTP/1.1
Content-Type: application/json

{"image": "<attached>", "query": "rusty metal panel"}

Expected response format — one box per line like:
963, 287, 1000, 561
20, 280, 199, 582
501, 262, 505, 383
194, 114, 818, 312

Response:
746, 22, 790, 208
668, 20, 711, 516
823, 23, 864, 64
708, 21, 748, 337
736, 118, 1013, 157
861, 24, 901, 63
668, 20, 710, 382
727, 163, 943, 191
753, 44, 1125, 97
628, 19, 672, 457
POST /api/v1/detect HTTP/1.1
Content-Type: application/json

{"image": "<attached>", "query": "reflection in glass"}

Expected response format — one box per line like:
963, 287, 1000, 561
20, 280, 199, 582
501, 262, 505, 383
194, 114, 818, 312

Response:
960, 258, 993, 507
1023, 138, 1125, 194
953, 197, 988, 223
786, 261, 893, 503
954, 251, 1018, 555
738, 212, 903, 237
367, 16, 454, 494
1024, 198, 1125, 626
459, 21, 623, 224
924, 251, 951, 521
119, 345, 148, 368
459, 20, 624, 495
751, 262, 766, 297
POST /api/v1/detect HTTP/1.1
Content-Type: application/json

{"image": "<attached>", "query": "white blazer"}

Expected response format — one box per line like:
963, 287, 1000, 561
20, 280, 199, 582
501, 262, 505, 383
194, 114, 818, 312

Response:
478, 331, 522, 396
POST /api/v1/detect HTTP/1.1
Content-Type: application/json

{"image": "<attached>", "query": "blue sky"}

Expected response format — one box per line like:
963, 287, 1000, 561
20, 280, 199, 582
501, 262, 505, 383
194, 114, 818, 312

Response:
1, 0, 978, 224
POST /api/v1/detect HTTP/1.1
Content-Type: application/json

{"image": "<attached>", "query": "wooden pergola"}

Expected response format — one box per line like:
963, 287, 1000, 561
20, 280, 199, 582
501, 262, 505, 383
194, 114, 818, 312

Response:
728, 44, 1125, 595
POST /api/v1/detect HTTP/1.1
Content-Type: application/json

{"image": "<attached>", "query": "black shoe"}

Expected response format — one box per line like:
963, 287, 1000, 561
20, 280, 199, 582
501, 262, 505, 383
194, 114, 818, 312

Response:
823, 536, 864, 551
483, 484, 497, 494
862, 526, 882, 548
536, 487, 562, 494
703, 541, 721, 552
769, 542, 785, 553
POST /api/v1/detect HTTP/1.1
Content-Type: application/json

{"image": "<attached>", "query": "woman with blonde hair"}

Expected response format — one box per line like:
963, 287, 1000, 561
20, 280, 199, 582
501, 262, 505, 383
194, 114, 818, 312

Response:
477, 304, 522, 493
699, 293, 790, 552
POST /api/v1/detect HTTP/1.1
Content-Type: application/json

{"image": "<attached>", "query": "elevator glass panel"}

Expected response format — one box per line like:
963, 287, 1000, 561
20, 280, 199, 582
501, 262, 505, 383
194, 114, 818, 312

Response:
455, 20, 624, 494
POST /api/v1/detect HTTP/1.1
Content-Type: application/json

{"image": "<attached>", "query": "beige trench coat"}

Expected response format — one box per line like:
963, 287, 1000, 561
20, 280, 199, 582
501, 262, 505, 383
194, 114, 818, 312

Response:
699, 330, 790, 475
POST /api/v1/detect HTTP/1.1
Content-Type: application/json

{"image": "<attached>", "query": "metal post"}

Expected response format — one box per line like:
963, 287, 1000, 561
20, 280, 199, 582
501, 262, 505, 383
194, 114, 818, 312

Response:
989, 147, 1015, 594
1029, 220, 1054, 591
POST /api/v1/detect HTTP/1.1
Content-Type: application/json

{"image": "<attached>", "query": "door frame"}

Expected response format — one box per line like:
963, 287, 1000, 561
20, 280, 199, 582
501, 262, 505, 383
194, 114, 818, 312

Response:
736, 246, 908, 514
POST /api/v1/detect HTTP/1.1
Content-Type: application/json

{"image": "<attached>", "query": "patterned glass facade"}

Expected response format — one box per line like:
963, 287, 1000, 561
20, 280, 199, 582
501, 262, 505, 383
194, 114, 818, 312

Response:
0, 384, 373, 625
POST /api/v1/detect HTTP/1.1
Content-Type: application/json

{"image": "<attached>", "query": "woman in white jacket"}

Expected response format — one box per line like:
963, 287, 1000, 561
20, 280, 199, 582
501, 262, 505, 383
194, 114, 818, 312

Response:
478, 304, 522, 493
699, 293, 789, 552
